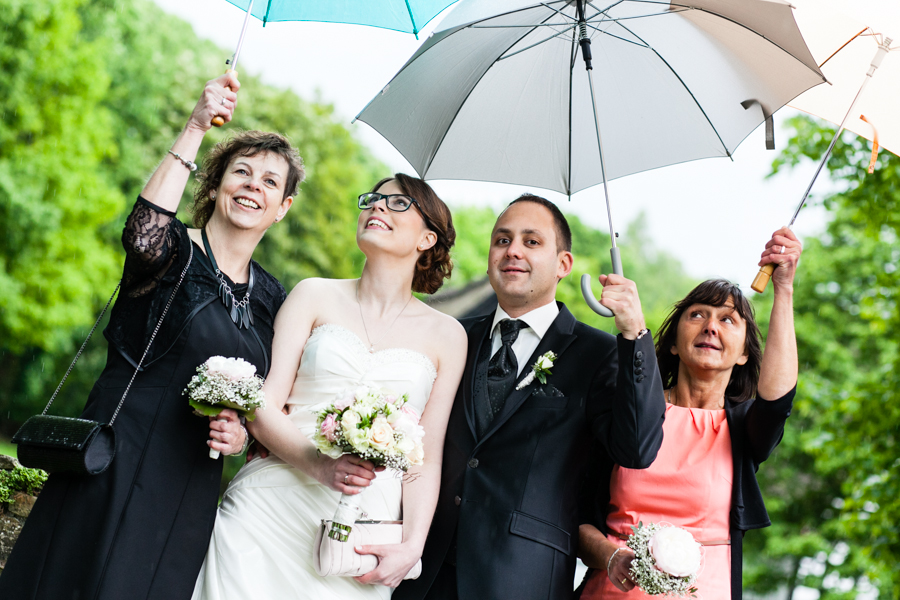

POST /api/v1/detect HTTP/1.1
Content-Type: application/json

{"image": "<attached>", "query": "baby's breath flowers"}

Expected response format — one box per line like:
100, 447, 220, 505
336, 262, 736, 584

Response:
312, 385, 424, 541
184, 356, 266, 459
627, 522, 701, 597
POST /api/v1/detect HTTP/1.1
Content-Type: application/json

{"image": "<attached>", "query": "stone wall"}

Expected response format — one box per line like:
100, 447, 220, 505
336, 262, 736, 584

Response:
0, 455, 37, 574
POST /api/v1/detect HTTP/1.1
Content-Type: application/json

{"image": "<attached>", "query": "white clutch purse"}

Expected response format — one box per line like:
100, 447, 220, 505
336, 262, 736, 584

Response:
313, 520, 423, 580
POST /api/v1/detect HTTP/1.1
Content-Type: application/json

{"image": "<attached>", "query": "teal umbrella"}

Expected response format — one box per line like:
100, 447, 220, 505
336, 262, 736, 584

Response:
223, 0, 456, 35
212, 0, 457, 126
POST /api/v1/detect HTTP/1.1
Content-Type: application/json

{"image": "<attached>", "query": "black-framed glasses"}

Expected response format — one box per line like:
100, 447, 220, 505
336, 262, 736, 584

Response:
357, 192, 420, 213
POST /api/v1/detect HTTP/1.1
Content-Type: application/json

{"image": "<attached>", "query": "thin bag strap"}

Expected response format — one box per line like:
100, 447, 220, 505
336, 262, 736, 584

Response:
42, 283, 121, 415
42, 243, 194, 426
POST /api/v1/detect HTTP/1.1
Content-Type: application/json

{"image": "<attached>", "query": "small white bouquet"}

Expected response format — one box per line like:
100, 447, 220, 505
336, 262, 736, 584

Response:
627, 522, 702, 597
312, 384, 424, 542
184, 356, 266, 459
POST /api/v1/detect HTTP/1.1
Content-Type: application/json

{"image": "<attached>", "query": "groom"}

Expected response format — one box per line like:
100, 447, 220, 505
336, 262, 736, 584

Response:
394, 195, 666, 600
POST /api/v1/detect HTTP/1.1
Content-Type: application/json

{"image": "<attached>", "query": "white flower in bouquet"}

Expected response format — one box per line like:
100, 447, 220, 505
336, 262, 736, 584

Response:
368, 416, 396, 451
649, 527, 702, 577
626, 522, 701, 597
205, 356, 258, 380
184, 356, 266, 459
310, 384, 425, 541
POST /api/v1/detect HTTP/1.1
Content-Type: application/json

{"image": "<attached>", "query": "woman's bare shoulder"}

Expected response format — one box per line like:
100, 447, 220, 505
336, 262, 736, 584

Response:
415, 303, 467, 358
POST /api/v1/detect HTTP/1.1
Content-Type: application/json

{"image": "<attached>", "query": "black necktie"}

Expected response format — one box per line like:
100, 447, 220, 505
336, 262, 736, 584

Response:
476, 319, 527, 437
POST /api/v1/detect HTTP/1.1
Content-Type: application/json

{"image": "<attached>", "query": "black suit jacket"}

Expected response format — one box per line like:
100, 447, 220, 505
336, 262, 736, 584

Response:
396, 303, 666, 600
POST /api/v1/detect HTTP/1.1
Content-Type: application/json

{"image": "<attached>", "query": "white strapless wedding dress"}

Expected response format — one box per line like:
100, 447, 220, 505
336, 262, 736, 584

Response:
192, 324, 436, 600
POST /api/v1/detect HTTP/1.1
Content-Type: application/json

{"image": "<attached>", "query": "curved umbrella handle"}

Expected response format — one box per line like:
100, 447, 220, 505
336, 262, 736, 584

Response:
581, 247, 623, 318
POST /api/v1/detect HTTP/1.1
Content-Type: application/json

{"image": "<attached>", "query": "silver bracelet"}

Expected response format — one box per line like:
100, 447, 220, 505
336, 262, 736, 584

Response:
168, 149, 198, 172
238, 424, 251, 455
607, 547, 624, 573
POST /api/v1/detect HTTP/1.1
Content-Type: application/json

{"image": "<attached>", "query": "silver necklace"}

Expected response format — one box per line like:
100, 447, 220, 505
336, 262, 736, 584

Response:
356, 280, 414, 353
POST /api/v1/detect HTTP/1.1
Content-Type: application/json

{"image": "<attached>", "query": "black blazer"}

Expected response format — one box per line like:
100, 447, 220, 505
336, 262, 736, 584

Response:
396, 303, 666, 600
579, 388, 795, 600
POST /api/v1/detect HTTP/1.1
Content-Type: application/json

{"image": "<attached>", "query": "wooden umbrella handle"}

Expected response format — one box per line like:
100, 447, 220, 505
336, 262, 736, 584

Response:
211, 69, 236, 128
751, 263, 776, 293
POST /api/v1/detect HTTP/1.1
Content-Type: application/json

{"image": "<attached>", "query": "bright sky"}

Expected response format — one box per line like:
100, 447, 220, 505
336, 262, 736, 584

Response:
153, 0, 838, 289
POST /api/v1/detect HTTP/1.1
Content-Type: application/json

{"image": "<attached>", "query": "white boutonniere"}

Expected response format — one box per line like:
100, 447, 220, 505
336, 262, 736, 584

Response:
516, 351, 558, 390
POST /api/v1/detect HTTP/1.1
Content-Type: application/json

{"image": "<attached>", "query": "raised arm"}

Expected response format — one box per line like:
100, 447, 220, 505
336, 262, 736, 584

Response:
140, 72, 239, 213
121, 74, 240, 284
744, 227, 801, 463
756, 227, 800, 400
591, 274, 666, 468
356, 317, 468, 588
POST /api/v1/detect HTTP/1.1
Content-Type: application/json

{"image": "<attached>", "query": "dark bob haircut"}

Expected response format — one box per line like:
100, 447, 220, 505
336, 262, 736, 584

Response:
505, 194, 572, 253
192, 130, 305, 228
370, 173, 455, 295
655, 279, 762, 402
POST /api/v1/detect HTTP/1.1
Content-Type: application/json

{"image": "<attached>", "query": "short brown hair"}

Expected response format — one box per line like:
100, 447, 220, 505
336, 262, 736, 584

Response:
370, 174, 455, 295
655, 279, 762, 402
505, 194, 572, 252
192, 130, 305, 228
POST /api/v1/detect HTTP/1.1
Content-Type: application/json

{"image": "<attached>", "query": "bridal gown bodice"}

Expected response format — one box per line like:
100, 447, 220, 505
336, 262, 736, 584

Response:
286, 323, 436, 447
193, 324, 436, 600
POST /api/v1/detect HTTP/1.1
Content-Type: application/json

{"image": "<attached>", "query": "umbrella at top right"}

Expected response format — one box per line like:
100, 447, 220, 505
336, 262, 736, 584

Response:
750, 0, 900, 292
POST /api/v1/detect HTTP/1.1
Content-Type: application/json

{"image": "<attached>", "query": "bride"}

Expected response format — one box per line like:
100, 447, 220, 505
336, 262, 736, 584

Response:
192, 174, 467, 598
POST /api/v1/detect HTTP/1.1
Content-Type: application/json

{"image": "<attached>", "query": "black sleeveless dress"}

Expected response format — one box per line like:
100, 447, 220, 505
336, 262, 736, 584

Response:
0, 198, 286, 600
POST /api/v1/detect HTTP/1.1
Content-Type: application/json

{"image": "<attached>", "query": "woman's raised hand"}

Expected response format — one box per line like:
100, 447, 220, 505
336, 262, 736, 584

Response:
313, 454, 379, 495
187, 72, 240, 133
608, 547, 637, 592
759, 226, 802, 291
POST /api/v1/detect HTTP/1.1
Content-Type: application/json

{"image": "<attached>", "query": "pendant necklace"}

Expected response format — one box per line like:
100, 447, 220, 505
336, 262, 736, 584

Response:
202, 228, 254, 329
356, 279, 413, 353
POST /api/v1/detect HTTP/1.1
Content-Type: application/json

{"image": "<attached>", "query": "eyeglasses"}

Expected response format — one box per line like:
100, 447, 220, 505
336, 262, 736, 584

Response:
357, 192, 420, 213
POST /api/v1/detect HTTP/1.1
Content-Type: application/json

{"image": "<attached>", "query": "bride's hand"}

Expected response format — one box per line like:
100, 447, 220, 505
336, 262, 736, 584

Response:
354, 542, 421, 588
313, 454, 378, 494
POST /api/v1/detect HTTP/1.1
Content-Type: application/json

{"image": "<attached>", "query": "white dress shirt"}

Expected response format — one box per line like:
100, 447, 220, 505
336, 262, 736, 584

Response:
489, 301, 560, 376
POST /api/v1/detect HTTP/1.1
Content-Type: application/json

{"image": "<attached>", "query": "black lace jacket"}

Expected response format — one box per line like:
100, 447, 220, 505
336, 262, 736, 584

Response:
103, 197, 286, 373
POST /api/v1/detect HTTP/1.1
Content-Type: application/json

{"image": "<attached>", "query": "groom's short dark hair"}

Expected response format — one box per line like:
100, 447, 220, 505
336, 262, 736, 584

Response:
505, 194, 572, 253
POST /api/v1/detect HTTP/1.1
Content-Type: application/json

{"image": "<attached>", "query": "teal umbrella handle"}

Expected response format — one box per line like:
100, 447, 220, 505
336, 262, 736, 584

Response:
581, 247, 623, 318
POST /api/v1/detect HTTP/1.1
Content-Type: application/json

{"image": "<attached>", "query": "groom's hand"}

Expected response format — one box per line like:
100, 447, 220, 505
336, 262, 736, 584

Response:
354, 543, 421, 588
597, 274, 646, 339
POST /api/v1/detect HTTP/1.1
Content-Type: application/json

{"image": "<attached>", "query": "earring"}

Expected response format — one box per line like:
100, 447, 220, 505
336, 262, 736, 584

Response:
211, 192, 217, 200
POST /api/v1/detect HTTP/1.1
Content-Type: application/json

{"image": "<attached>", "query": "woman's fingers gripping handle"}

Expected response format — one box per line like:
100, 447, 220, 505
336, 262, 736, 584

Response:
190, 70, 239, 129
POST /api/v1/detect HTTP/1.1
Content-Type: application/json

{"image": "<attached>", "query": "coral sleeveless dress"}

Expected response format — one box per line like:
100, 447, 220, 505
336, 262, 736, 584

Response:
582, 403, 733, 600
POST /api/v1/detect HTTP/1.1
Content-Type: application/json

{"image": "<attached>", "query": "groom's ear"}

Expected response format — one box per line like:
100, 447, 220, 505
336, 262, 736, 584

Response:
556, 250, 573, 280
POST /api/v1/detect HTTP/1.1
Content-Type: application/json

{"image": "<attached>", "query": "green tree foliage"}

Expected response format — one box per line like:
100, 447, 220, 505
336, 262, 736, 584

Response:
0, 0, 122, 354
0, 0, 381, 432
743, 116, 900, 598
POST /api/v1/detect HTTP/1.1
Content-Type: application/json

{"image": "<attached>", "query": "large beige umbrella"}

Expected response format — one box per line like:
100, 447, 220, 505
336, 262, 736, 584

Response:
750, 0, 899, 292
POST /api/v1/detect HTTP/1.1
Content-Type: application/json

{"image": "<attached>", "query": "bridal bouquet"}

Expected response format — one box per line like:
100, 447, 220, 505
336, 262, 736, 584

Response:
312, 384, 425, 541
626, 522, 702, 597
184, 356, 266, 459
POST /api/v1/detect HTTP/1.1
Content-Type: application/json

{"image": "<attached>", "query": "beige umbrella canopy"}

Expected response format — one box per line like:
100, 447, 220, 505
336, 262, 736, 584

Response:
789, 0, 900, 156
749, 0, 900, 292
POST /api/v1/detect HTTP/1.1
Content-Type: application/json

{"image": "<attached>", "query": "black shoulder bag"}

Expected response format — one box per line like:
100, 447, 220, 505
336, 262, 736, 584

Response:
12, 244, 193, 476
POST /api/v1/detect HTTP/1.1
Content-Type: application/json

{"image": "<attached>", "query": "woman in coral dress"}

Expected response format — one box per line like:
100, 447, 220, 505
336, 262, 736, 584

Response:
578, 228, 802, 600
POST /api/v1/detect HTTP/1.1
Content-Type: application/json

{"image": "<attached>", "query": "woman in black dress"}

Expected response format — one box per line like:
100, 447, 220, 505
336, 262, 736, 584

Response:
0, 73, 305, 599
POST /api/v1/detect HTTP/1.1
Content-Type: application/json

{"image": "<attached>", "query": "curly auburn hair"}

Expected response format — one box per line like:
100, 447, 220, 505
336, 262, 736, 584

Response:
370, 174, 455, 295
191, 130, 305, 228
655, 279, 763, 402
